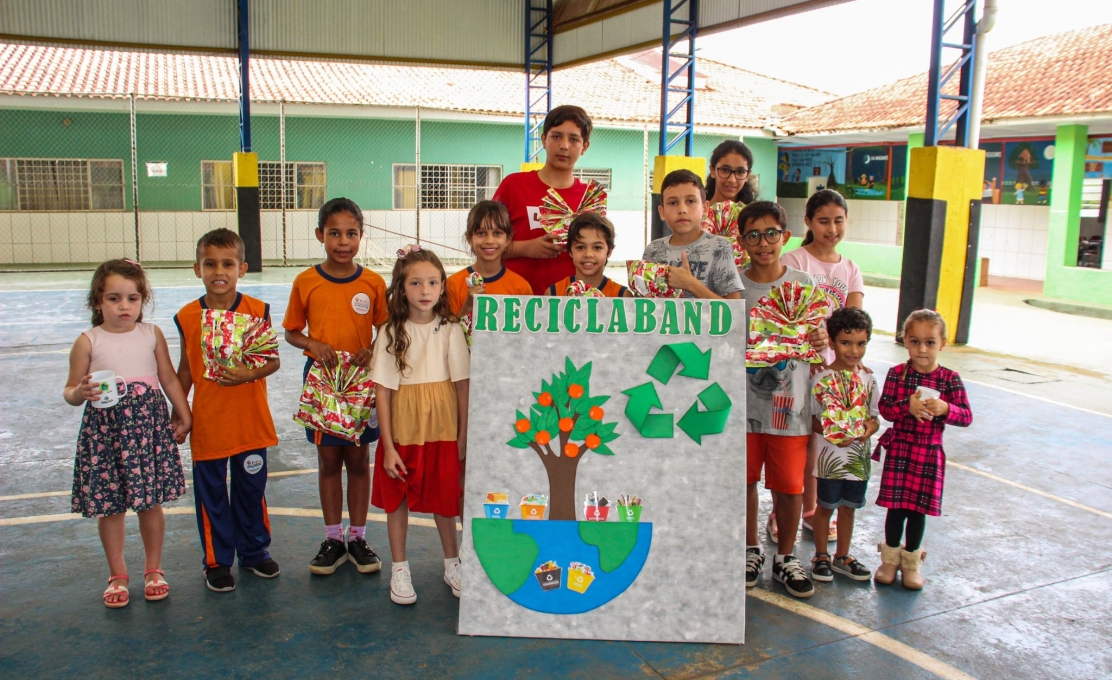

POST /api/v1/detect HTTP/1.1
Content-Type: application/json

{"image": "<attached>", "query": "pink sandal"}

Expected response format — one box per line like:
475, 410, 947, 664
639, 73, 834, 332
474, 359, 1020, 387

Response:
801, 511, 838, 541
103, 575, 130, 608
144, 569, 170, 602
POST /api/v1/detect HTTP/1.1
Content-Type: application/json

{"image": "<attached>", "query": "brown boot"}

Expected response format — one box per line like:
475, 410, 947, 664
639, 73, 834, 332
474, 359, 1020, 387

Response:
874, 543, 901, 585
900, 548, 926, 590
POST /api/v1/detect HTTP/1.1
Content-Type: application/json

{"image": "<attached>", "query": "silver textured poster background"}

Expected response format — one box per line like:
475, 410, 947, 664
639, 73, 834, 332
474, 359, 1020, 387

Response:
458, 296, 748, 644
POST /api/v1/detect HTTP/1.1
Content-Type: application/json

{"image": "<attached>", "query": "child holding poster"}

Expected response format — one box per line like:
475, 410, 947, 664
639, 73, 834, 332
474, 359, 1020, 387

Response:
372, 246, 470, 605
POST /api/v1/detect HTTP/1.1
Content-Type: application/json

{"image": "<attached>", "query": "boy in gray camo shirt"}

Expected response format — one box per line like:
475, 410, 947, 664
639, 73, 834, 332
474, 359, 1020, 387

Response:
640, 170, 743, 300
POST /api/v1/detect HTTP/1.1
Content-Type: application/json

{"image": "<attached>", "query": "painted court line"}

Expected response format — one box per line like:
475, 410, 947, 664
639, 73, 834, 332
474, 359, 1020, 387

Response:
0, 468, 317, 502
747, 589, 977, 680
0, 506, 455, 530
949, 461, 1112, 520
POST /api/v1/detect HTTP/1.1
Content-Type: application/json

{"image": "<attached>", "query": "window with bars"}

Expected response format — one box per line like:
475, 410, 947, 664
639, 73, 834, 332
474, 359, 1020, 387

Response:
201, 160, 326, 210
392, 164, 502, 210
0, 158, 124, 211
573, 167, 612, 190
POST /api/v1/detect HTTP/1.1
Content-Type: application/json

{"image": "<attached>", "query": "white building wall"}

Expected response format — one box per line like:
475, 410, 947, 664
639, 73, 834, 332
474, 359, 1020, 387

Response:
978, 204, 1049, 281
779, 197, 902, 247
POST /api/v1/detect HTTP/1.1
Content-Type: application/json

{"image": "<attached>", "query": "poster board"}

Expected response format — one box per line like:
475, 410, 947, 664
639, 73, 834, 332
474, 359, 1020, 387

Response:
458, 295, 748, 644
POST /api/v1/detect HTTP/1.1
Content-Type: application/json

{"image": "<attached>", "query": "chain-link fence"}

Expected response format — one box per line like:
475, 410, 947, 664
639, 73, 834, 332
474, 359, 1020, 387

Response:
0, 91, 671, 271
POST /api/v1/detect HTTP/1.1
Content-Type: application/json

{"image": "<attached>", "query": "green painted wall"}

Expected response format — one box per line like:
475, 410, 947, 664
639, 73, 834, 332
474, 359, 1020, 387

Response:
782, 237, 904, 278
1044, 123, 1112, 305
743, 136, 778, 201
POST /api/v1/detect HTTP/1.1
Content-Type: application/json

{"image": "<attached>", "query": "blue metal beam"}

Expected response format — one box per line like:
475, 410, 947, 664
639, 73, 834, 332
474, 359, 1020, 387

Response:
659, 0, 697, 157
524, 0, 552, 163
237, 0, 251, 152
924, 0, 978, 147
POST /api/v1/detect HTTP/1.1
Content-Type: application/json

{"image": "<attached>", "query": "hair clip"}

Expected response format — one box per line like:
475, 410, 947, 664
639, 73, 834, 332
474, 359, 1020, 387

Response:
123, 258, 142, 268
396, 243, 422, 260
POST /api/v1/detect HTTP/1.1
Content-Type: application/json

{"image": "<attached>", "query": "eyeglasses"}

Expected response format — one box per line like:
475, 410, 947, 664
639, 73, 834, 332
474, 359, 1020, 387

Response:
741, 229, 784, 246
715, 166, 750, 180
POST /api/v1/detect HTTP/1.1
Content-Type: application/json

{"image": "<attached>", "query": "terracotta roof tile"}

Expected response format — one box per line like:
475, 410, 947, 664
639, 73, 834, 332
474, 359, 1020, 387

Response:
780, 24, 1112, 136
0, 42, 834, 130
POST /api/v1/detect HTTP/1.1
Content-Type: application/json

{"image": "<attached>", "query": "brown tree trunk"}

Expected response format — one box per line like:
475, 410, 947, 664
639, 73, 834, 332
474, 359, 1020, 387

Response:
545, 454, 583, 520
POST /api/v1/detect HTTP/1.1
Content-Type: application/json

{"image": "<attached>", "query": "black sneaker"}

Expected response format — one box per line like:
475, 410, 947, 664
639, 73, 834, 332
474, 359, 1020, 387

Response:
244, 558, 281, 579
773, 555, 815, 598
205, 565, 236, 592
347, 537, 382, 574
745, 548, 765, 588
309, 539, 348, 575
832, 554, 873, 581
811, 553, 833, 582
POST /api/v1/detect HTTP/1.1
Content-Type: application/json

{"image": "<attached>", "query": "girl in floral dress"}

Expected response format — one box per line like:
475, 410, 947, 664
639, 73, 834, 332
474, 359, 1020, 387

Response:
64, 259, 192, 608
873, 309, 973, 590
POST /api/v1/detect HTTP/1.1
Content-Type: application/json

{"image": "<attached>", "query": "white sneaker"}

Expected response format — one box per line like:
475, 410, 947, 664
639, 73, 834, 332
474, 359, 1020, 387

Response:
444, 561, 461, 598
390, 565, 417, 605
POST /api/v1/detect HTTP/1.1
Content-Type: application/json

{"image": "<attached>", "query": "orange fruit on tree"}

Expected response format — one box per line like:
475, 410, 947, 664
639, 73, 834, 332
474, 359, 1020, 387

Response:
588, 406, 604, 421
537, 391, 553, 407
558, 417, 574, 432
568, 384, 584, 399
564, 443, 580, 458
535, 431, 551, 446
585, 434, 601, 450
515, 418, 530, 433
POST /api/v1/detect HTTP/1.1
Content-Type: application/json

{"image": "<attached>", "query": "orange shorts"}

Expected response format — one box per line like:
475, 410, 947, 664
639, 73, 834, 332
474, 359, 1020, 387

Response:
746, 433, 809, 494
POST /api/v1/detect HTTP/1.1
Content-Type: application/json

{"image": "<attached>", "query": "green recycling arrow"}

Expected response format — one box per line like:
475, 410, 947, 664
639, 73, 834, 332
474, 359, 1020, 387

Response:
646, 342, 711, 384
621, 382, 674, 438
677, 382, 733, 445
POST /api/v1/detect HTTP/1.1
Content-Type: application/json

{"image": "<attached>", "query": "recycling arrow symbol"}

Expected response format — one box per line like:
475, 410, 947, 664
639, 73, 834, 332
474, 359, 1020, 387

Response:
621, 342, 732, 445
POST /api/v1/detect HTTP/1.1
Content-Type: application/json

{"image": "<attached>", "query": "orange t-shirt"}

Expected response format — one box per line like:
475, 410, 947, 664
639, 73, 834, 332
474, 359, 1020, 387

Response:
446, 266, 533, 316
545, 275, 630, 298
283, 265, 389, 355
174, 293, 278, 461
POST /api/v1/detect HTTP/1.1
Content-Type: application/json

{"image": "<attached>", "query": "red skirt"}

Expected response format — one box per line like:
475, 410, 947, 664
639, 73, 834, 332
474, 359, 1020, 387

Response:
370, 380, 460, 516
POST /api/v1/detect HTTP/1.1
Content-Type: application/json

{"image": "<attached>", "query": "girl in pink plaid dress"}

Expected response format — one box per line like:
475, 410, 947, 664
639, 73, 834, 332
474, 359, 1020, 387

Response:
872, 310, 972, 590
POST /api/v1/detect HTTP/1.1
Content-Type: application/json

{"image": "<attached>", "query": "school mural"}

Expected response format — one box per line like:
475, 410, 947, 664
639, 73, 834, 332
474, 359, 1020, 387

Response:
776, 145, 907, 201
843, 146, 890, 200
777, 147, 847, 198
1084, 137, 1112, 179
1003, 140, 1054, 206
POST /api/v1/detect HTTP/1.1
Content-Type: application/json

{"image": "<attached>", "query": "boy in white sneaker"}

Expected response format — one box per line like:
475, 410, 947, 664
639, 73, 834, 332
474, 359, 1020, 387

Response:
808, 307, 879, 584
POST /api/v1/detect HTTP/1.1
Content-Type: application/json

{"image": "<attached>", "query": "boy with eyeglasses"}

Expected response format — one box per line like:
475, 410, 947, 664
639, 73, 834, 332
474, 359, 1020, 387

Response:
738, 201, 830, 600
641, 169, 743, 299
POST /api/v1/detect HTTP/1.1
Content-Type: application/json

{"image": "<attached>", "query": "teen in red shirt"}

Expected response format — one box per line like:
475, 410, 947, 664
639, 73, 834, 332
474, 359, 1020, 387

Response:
495, 105, 593, 294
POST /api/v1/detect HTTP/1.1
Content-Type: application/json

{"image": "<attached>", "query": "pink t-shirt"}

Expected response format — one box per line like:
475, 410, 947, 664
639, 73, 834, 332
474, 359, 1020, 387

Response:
781, 246, 865, 363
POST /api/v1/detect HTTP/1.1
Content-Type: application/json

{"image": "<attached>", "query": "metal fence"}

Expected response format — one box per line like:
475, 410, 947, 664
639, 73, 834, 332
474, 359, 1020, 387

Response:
0, 92, 656, 270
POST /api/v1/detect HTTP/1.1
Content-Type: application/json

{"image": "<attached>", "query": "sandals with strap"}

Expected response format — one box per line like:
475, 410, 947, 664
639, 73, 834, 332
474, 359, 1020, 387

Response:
104, 575, 130, 609
801, 510, 838, 541
143, 569, 170, 601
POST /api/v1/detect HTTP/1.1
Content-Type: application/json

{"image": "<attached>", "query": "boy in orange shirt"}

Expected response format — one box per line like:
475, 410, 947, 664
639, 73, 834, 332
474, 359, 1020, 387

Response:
284, 198, 388, 575
174, 228, 281, 593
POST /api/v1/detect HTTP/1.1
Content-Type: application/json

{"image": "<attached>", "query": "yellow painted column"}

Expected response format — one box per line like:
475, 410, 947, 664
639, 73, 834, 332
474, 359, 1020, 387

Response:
520, 162, 545, 172
650, 155, 706, 241
900, 146, 984, 343
233, 151, 261, 271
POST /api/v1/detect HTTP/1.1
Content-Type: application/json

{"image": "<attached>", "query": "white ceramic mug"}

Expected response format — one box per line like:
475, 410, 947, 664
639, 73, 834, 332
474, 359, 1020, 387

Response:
90, 370, 128, 409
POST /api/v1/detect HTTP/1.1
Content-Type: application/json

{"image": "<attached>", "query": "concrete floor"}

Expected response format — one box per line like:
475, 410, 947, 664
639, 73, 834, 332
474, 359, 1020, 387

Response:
1, 268, 1110, 679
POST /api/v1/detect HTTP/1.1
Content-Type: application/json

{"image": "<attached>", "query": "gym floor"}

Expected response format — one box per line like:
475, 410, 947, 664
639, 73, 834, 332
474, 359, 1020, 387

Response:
1, 269, 1109, 679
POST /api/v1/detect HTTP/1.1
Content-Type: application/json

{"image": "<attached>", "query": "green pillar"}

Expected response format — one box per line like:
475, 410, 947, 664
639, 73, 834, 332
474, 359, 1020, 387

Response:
1045, 124, 1087, 285
906, 132, 925, 183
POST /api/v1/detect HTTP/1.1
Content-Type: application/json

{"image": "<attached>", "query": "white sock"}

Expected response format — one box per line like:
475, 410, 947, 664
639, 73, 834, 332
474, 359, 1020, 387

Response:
747, 544, 763, 554
392, 560, 409, 573
444, 557, 460, 570
774, 553, 794, 565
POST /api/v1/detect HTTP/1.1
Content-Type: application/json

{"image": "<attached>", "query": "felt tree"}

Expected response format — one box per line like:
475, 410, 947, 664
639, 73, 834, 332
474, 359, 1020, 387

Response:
507, 357, 621, 521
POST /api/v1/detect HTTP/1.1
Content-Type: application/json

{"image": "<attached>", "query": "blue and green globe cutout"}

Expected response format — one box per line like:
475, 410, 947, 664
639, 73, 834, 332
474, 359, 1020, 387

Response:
471, 518, 652, 614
